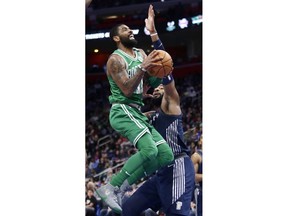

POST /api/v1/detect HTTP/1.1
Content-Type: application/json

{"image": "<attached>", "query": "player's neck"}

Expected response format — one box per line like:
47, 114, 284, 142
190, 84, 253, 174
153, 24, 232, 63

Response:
118, 45, 134, 58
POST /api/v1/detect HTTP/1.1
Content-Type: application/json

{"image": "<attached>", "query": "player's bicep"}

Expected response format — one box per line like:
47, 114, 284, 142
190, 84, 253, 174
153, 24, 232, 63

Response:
161, 80, 181, 114
107, 56, 128, 90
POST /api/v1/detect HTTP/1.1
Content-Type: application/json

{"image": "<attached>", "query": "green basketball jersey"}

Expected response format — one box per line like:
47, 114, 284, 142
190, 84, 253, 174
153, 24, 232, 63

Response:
107, 48, 145, 106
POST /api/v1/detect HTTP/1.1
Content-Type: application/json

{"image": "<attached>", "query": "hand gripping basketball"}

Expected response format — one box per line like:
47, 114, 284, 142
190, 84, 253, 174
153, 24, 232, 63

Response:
147, 50, 173, 78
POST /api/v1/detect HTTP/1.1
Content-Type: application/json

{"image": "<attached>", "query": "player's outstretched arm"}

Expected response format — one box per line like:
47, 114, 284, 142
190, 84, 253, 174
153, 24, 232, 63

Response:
162, 77, 181, 115
145, 5, 180, 114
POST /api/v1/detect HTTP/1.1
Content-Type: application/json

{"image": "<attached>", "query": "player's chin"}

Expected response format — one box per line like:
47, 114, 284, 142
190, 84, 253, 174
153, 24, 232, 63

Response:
131, 39, 138, 45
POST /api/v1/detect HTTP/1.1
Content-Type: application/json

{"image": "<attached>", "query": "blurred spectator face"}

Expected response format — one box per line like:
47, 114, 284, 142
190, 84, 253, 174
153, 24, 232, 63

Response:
87, 181, 95, 191
87, 189, 94, 197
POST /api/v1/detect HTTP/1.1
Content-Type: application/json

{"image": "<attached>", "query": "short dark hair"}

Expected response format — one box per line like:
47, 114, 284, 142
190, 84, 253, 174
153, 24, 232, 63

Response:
109, 24, 124, 41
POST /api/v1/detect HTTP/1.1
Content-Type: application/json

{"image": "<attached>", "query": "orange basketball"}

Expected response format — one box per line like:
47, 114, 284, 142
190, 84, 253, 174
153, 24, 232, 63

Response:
148, 50, 173, 78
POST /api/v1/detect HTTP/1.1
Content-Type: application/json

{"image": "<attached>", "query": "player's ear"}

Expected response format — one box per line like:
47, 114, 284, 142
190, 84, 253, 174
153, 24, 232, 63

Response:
113, 36, 120, 42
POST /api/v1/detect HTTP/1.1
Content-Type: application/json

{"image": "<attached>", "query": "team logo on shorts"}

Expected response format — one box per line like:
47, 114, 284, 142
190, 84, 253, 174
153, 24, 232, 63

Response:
176, 201, 183, 210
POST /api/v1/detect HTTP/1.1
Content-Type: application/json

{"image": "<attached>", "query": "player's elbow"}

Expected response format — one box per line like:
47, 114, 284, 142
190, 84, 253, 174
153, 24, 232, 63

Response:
120, 84, 134, 97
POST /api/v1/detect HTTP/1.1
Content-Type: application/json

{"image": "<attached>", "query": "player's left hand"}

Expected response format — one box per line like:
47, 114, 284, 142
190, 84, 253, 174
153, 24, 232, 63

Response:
145, 4, 156, 33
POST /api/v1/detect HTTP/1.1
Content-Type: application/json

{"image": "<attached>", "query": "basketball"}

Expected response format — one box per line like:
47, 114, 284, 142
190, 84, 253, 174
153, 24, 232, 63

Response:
148, 50, 173, 78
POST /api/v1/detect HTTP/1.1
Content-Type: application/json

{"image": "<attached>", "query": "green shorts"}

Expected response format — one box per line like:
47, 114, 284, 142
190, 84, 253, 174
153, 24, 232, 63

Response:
109, 103, 166, 146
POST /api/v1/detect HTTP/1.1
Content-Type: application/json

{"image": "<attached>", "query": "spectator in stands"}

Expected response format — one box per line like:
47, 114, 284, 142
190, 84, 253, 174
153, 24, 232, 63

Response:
104, 168, 113, 184
89, 156, 99, 172
86, 188, 97, 216
191, 135, 203, 216
86, 162, 92, 178
86, 180, 95, 192
122, 5, 195, 216
95, 3, 174, 214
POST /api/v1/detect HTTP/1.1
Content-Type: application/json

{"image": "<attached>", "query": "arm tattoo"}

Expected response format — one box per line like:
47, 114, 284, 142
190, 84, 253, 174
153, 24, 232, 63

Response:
123, 67, 145, 91
110, 57, 145, 97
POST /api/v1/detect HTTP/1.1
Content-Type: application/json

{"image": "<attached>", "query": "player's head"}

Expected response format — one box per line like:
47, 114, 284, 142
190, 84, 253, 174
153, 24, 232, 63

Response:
152, 84, 164, 107
110, 24, 138, 48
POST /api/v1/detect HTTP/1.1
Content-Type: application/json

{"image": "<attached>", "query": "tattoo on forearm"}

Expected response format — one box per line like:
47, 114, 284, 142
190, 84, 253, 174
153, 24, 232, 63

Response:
110, 57, 145, 95
123, 68, 144, 90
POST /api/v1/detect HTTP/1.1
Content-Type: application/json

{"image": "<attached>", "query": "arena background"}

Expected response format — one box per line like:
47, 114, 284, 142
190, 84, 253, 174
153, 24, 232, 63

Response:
85, 1, 202, 215
85, 0, 202, 183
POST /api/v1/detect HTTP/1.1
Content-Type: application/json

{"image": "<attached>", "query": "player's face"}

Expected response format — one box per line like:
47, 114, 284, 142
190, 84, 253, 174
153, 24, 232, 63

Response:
152, 84, 164, 99
118, 25, 138, 48
152, 84, 164, 107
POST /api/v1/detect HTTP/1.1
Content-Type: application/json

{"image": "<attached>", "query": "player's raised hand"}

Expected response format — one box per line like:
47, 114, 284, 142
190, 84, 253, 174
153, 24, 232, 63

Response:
145, 4, 156, 33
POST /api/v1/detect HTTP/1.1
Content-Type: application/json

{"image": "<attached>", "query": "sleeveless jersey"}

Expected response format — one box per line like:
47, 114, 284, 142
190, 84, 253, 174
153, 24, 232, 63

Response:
150, 109, 190, 156
107, 48, 145, 106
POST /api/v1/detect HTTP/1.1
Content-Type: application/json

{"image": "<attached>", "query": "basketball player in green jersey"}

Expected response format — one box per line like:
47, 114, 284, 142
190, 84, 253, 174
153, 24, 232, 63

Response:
95, 18, 174, 214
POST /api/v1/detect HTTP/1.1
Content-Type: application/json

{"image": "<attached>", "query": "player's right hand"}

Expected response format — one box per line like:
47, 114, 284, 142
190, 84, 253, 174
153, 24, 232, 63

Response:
141, 50, 163, 71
